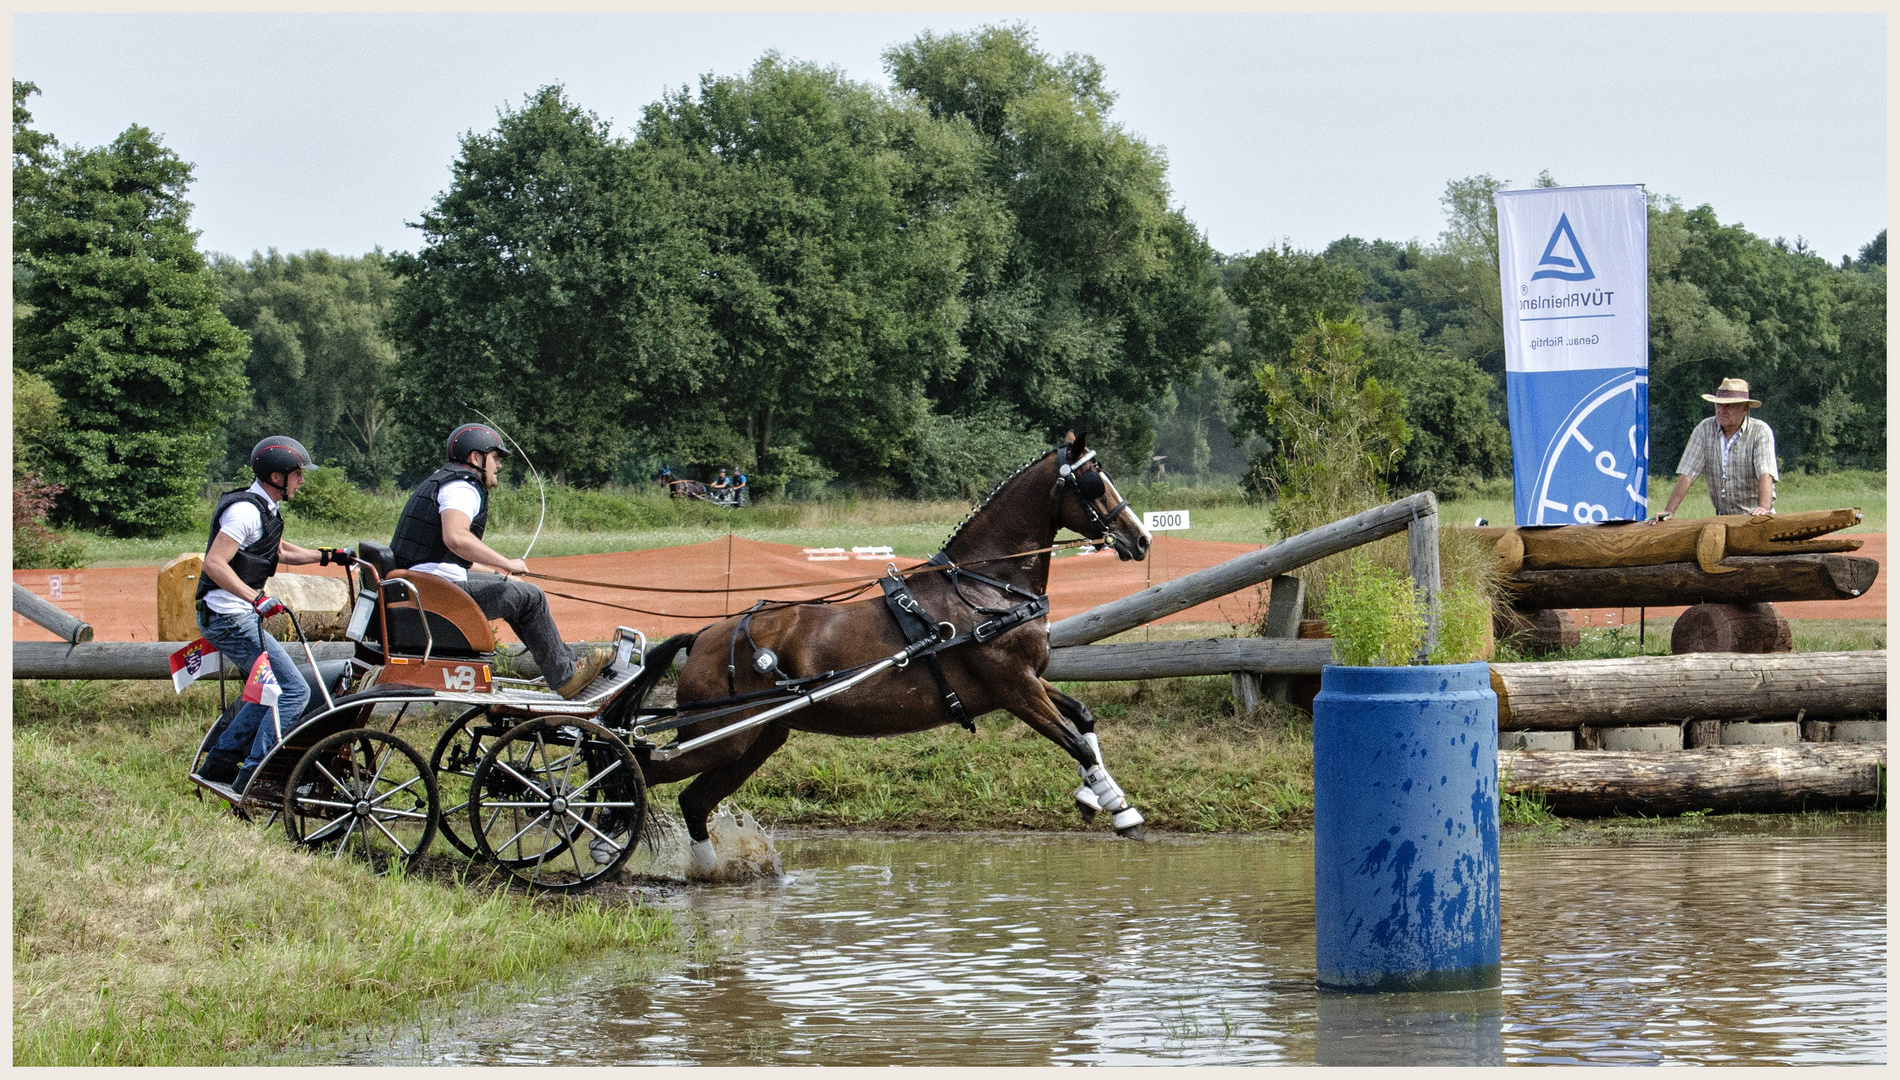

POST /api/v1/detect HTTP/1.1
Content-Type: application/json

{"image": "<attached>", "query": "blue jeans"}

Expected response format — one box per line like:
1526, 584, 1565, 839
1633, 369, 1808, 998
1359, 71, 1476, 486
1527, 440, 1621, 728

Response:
199, 608, 312, 772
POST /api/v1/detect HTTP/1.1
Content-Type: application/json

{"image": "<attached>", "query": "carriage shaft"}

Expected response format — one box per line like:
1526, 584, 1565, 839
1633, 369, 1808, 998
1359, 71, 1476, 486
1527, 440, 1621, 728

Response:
650, 652, 905, 761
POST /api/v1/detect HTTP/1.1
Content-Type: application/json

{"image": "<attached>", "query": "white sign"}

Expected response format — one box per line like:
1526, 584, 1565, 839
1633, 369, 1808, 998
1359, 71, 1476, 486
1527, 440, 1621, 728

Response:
1495, 184, 1650, 525
1143, 510, 1191, 532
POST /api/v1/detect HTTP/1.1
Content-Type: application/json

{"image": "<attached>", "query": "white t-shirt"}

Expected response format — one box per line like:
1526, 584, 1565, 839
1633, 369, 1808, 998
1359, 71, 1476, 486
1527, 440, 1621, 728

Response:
406, 479, 485, 584
203, 482, 281, 616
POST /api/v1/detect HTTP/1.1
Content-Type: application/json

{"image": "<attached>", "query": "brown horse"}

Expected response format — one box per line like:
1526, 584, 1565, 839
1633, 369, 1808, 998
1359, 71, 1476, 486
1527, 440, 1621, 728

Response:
618, 435, 1152, 874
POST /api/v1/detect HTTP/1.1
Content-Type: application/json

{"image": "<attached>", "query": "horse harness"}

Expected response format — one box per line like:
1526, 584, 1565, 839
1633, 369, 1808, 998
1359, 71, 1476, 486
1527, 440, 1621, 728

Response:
875, 552, 1048, 731
1051, 448, 1130, 540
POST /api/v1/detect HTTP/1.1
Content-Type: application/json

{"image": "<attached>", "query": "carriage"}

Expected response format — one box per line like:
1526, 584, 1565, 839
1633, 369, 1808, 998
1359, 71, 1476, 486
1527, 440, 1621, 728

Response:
191, 438, 1152, 892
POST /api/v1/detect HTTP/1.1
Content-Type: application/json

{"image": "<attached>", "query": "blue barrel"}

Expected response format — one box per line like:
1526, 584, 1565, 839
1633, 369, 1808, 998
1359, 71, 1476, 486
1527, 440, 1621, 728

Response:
1313, 661, 1499, 993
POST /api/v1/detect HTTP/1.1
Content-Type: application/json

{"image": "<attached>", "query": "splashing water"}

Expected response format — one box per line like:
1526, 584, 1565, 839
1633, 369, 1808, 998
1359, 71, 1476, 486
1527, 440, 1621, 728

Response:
626, 804, 783, 883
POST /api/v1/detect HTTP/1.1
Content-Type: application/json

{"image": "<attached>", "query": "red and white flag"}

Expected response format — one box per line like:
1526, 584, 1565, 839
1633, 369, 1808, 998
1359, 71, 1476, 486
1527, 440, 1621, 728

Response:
240, 652, 282, 708
169, 638, 224, 693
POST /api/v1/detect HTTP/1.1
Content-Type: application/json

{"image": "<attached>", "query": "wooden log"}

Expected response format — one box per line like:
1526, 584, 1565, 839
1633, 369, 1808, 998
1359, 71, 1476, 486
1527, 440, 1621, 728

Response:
1409, 507, 1441, 660
1258, 574, 1305, 705
1049, 491, 1438, 648
1499, 553, 1877, 610
156, 553, 203, 643
12, 640, 553, 680
1499, 743, 1886, 817
1671, 602, 1791, 655
1493, 608, 1578, 654
12, 582, 93, 644
1491, 650, 1886, 729
1043, 638, 1336, 681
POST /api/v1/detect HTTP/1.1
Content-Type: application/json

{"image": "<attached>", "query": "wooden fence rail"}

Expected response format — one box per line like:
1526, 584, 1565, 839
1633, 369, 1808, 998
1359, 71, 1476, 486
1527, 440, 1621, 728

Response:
13, 582, 92, 644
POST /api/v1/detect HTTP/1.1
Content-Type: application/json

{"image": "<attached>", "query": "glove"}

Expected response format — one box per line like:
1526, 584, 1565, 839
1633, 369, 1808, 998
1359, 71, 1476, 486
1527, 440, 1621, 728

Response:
319, 547, 356, 567
252, 594, 287, 619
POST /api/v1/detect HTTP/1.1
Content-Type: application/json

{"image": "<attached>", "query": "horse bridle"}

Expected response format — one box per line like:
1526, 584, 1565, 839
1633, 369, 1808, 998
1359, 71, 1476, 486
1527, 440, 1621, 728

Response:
1051, 447, 1132, 543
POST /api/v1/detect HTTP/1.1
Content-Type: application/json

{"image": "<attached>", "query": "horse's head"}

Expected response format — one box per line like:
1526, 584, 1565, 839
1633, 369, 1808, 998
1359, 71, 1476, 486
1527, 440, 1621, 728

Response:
1053, 434, 1151, 561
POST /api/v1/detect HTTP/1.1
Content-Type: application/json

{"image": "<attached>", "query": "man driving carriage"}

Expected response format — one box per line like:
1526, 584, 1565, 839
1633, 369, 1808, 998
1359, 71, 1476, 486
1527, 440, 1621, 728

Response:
389, 423, 613, 699
196, 437, 355, 790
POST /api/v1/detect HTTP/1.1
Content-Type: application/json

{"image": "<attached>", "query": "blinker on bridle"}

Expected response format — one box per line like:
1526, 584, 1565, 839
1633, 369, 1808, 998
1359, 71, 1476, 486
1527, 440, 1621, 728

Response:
1053, 447, 1129, 540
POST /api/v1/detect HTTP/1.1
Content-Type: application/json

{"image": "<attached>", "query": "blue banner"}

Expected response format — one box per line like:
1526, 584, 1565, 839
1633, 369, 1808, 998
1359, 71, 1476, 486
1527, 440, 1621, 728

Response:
1494, 185, 1649, 525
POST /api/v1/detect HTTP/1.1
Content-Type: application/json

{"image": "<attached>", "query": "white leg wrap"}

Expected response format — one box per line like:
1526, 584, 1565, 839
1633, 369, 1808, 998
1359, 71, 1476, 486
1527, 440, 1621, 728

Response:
688, 838, 718, 877
1082, 731, 1104, 767
1111, 807, 1146, 832
1084, 765, 1129, 815
1074, 781, 1102, 812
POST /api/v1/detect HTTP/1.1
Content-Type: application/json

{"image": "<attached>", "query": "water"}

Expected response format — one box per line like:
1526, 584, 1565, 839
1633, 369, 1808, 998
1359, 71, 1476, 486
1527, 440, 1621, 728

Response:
353, 822, 1884, 1065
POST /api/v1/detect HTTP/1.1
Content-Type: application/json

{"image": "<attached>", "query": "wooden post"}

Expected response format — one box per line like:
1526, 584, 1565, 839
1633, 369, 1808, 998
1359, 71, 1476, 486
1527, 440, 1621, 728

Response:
1049, 492, 1438, 648
12, 582, 93, 644
1258, 574, 1305, 704
1231, 671, 1262, 714
1408, 493, 1440, 662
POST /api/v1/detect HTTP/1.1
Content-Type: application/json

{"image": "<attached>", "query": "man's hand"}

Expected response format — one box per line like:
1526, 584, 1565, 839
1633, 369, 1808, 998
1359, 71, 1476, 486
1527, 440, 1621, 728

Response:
1651, 511, 1673, 524
503, 558, 529, 577
319, 547, 356, 567
252, 594, 287, 619
1747, 505, 1773, 516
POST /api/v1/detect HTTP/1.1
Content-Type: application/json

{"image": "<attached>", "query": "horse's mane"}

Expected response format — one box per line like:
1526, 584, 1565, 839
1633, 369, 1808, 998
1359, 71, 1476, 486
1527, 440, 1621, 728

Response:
937, 446, 1060, 553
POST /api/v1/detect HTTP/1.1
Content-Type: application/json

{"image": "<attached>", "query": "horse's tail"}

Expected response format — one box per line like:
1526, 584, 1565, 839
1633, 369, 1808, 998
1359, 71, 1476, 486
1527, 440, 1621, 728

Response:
630, 631, 699, 708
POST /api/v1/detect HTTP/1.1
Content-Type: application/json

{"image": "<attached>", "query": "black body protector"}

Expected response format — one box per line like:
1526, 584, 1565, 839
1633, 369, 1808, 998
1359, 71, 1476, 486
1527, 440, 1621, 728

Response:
390, 463, 490, 570
195, 489, 285, 603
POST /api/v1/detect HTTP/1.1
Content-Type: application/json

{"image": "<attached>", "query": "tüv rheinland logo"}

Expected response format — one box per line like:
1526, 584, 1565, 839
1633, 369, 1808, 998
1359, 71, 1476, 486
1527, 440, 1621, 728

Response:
1530, 213, 1595, 282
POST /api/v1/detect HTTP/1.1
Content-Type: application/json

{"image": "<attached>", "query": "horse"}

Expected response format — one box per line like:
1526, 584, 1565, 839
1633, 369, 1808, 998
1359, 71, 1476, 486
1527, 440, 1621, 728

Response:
616, 434, 1153, 876
655, 471, 711, 501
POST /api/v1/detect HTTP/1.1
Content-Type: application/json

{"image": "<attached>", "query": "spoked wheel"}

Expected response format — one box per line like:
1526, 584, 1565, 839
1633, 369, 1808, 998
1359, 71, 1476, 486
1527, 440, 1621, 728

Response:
469, 716, 647, 892
284, 728, 439, 874
429, 707, 504, 860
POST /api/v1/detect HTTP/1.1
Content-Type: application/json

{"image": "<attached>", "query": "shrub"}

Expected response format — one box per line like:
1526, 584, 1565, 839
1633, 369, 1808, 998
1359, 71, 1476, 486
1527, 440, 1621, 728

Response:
1318, 555, 1424, 666
1427, 580, 1492, 665
282, 467, 384, 528
13, 472, 90, 569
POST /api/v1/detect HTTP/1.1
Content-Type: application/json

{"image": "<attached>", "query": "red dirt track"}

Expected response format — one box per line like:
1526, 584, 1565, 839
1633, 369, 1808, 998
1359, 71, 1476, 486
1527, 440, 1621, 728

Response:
13, 533, 1885, 645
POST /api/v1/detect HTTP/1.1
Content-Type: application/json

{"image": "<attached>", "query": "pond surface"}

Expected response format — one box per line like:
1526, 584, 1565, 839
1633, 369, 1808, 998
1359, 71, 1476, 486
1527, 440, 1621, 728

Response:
353, 821, 1884, 1066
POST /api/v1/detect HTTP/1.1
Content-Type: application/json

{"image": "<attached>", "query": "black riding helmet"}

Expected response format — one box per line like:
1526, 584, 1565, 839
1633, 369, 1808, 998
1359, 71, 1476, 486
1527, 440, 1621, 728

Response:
251, 436, 316, 484
447, 422, 510, 465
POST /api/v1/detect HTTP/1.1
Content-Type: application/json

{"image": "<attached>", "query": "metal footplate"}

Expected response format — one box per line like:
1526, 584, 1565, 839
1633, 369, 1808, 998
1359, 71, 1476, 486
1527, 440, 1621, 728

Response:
478, 626, 647, 714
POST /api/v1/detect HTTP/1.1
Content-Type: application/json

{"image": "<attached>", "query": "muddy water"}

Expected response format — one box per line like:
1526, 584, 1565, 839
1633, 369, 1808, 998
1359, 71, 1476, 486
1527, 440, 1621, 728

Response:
357, 822, 1884, 1065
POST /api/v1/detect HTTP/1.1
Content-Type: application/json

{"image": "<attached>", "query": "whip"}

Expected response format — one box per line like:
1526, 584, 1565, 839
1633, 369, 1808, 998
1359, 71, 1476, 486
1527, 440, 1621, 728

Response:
459, 400, 548, 561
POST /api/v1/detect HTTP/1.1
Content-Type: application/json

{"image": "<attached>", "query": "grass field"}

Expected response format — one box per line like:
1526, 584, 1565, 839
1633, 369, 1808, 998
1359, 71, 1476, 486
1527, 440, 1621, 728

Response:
61, 467, 1887, 568
10, 679, 686, 1066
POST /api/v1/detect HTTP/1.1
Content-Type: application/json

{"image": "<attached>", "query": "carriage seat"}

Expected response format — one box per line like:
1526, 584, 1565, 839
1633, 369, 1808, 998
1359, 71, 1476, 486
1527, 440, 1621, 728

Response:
372, 564, 497, 660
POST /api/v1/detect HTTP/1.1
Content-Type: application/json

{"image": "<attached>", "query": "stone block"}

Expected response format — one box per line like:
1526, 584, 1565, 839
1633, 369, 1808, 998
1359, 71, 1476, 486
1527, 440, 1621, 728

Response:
1828, 720, 1887, 744
1720, 721, 1800, 746
1598, 725, 1683, 752
1499, 730, 1576, 751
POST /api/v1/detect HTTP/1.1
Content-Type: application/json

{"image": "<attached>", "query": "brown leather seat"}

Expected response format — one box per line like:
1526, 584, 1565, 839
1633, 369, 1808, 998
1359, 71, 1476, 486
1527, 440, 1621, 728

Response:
379, 570, 497, 658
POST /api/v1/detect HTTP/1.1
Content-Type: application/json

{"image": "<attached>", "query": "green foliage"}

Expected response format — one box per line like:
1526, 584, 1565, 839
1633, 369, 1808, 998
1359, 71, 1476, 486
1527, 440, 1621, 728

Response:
12, 85, 250, 536
1427, 580, 1492, 665
280, 466, 385, 529
12, 367, 62, 471
213, 249, 402, 489
887, 24, 1222, 472
389, 85, 716, 487
1250, 318, 1409, 533
1317, 554, 1425, 667
13, 472, 90, 569
1364, 330, 1511, 498
901, 406, 1048, 500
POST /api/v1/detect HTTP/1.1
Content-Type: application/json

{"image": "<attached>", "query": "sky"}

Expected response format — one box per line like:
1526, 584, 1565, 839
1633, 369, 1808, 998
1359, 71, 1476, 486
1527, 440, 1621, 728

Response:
12, 12, 1887, 265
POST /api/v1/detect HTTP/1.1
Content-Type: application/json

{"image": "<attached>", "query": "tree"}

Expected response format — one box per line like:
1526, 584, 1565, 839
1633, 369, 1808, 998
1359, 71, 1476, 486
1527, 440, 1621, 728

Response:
13, 85, 249, 536
388, 86, 717, 486
214, 249, 402, 487
1363, 330, 1511, 497
886, 24, 1221, 473
636, 56, 989, 487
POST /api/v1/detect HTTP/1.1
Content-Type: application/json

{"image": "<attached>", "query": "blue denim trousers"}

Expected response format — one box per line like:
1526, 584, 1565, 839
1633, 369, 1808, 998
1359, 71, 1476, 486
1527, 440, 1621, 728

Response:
199, 608, 312, 770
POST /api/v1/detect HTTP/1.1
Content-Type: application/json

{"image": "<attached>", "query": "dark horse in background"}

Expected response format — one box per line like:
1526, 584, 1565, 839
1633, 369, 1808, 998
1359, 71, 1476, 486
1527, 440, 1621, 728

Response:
619, 435, 1152, 876
655, 468, 710, 501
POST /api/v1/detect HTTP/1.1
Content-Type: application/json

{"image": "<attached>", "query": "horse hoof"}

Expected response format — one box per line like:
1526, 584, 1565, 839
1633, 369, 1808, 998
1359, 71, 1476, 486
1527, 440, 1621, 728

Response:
1075, 799, 1098, 823
1116, 824, 1148, 841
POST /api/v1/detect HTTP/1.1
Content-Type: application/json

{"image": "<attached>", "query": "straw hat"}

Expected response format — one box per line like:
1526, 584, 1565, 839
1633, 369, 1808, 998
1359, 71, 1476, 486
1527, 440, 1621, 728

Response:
1701, 378, 1761, 408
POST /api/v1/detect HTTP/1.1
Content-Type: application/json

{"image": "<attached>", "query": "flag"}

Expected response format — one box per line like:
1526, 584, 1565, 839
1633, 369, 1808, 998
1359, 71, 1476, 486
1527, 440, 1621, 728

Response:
241, 652, 281, 708
169, 638, 224, 693
1495, 184, 1650, 525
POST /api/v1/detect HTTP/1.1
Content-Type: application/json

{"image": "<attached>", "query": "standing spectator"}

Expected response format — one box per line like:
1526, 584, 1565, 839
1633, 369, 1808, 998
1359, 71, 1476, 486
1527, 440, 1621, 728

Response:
1655, 378, 1779, 521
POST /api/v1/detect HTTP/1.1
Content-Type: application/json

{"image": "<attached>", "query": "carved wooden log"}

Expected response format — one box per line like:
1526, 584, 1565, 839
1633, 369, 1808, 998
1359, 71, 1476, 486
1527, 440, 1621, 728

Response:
1493, 608, 1579, 654
1671, 602, 1791, 655
1500, 743, 1886, 817
1491, 650, 1885, 729
1499, 554, 1877, 610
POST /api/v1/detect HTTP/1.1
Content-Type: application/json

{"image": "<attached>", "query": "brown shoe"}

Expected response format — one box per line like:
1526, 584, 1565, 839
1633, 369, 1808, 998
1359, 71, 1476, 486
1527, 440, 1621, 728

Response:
557, 645, 616, 700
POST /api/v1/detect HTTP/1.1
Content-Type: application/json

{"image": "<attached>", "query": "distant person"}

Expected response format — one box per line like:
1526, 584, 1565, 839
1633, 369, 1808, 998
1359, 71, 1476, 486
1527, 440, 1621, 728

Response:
1654, 378, 1779, 522
195, 437, 353, 791
389, 423, 612, 698
730, 469, 748, 506
710, 468, 731, 503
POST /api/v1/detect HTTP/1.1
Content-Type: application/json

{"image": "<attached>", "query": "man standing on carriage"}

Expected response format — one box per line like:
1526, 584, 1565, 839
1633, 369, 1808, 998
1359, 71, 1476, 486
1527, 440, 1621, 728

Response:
195, 437, 354, 790
389, 423, 613, 699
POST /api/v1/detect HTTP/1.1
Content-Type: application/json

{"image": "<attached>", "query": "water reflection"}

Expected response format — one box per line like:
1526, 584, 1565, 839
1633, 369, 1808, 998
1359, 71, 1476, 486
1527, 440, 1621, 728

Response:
347, 823, 1884, 1066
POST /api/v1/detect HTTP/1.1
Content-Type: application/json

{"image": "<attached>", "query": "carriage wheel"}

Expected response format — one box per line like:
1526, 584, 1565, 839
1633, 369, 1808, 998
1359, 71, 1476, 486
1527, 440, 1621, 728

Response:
469, 716, 647, 892
429, 706, 497, 860
284, 728, 438, 875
